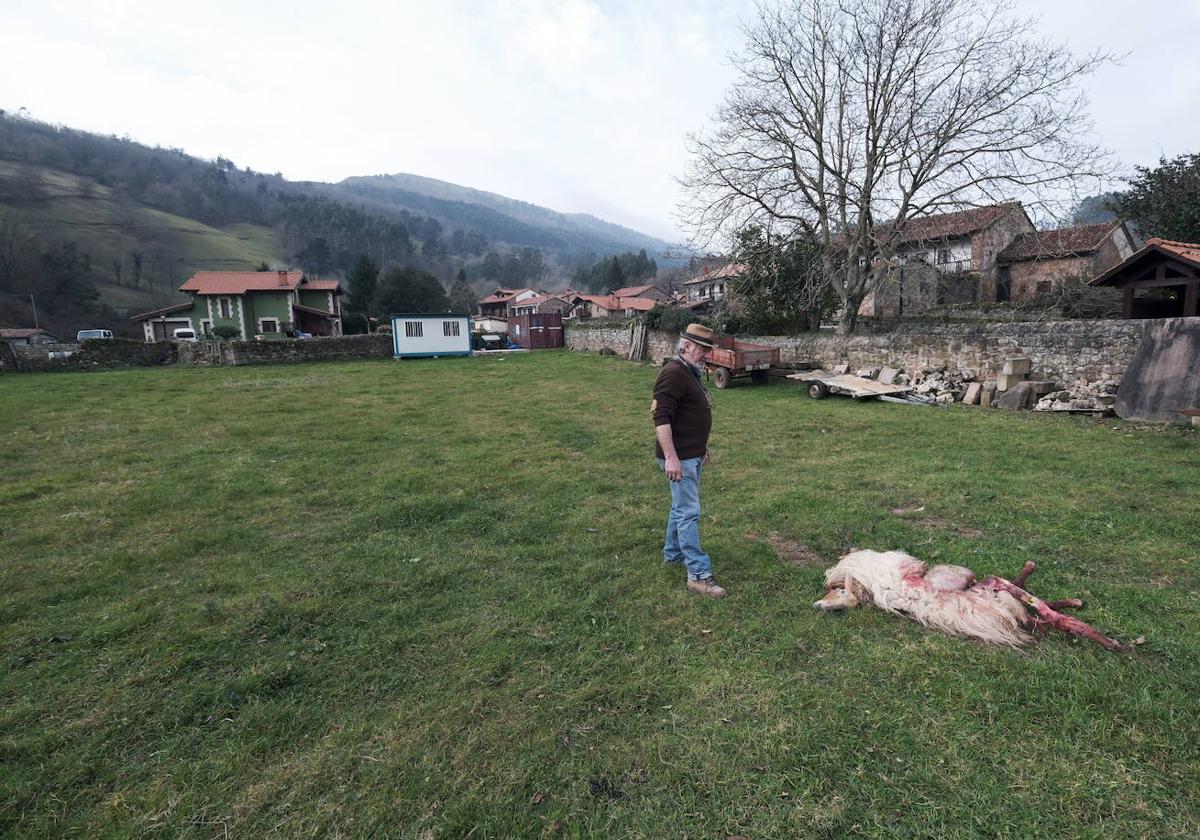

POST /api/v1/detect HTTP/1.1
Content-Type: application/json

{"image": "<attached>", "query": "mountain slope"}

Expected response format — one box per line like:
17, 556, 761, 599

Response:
331, 173, 678, 260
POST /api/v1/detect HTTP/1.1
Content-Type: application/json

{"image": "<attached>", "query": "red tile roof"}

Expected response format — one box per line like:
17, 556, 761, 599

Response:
479, 287, 534, 305
882, 203, 1026, 245
1089, 238, 1200, 287
0, 328, 54, 339
684, 262, 747, 285
613, 284, 658, 297
181, 270, 305, 294
302, 279, 341, 291
510, 294, 568, 309
1147, 238, 1200, 264
999, 222, 1121, 262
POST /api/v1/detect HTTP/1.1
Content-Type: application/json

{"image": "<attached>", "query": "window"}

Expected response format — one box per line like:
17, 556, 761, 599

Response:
443, 320, 460, 337
1035, 281, 1053, 297
260, 318, 279, 333
405, 321, 423, 338
219, 297, 232, 318
200, 319, 212, 336
937, 249, 951, 264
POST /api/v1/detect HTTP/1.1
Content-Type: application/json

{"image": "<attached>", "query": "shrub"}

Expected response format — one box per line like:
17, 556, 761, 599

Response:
213, 325, 241, 341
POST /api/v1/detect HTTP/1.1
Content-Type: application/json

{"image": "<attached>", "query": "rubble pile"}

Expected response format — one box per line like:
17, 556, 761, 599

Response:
1033, 377, 1119, 415
909, 367, 975, 404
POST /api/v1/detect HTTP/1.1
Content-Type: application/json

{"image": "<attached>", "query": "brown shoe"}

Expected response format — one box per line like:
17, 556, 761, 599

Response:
686, 577, 728, 599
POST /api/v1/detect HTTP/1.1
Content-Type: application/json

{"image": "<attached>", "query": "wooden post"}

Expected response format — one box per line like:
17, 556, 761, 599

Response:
1123, 287, 1135, 319
1185, 281, 1198, 318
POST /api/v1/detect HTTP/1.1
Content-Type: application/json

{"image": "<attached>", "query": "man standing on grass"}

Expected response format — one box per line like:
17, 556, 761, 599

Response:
652, 323, 727, 599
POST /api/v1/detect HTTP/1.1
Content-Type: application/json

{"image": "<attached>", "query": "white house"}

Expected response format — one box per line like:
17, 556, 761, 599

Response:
391, 314, 472, 358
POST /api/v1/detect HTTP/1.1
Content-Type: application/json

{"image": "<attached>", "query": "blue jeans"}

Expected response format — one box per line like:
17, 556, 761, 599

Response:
658, 456, 713, 581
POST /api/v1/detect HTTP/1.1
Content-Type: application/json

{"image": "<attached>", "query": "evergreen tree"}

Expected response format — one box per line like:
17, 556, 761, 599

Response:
448, 268, 476, 313
1113, 153, 1200, 242
375, 267, 449, 314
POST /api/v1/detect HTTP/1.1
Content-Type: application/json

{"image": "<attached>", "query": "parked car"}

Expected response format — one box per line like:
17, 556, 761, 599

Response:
172, 327, 198, 342
76, 329, 114, 341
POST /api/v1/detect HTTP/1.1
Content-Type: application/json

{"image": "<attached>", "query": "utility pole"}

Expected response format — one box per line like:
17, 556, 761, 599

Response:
29, 293, 38, 329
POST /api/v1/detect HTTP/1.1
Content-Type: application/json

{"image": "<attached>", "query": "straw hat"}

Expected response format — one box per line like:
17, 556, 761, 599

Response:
680, 323, 715, 348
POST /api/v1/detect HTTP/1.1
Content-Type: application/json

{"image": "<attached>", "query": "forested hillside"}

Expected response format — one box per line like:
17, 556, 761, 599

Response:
0, 112, 677, 335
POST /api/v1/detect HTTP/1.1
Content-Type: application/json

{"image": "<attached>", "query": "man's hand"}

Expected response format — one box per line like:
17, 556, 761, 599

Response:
702, 449, 711, 465
664, 456, 683, 481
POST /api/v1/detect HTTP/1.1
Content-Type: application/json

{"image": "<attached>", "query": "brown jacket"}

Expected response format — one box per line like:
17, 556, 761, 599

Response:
652, 358, 712, 460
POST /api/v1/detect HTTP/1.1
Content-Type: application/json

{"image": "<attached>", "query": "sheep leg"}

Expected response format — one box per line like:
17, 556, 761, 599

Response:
1046, 598, 1084, 611
1011, 561, 1037, 589
979, 576, 1123, 652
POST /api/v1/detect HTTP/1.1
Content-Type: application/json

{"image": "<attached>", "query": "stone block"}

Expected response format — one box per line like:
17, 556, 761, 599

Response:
980, 383, 996, 408
879, 366, 901, 384
997, 372, 1025, 392
996, 381, 1033, 410
962, 383, 981, 405
832, 362, 849, 375
856, 367, 879, 379
1028, 380, 1058, 398
1003, 356, 1032, 376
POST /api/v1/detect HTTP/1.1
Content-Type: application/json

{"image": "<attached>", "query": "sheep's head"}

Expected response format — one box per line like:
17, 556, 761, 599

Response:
812, 585, 861, 611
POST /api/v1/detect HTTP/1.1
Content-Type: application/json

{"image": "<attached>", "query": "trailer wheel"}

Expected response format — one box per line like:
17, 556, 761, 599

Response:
808, 381, 829, 399
713, 367, 731, 389
751, 369, 770, 385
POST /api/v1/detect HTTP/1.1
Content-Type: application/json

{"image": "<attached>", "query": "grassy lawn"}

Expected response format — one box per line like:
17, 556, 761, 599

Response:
2, 351, 1198, 837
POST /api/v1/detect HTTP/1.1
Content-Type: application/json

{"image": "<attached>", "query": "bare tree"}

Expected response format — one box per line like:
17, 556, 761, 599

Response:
680, 0, 1114, 333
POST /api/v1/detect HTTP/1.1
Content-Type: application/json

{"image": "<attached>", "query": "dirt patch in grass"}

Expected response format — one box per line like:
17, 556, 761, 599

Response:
755, 532, 825, 567
889, 504, 984, 538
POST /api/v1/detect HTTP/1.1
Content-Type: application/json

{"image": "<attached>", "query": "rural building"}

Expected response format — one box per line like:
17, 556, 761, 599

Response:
997, 221, 1137, 301
862, 202, 1036, 316
478, 287, 536, 318
509, 293, 573, 318
1089, 238, 1200, 319
509, 312, 564, 349
682, 263, 746, 305
0, 328, 61, 345
568, 293, 660, 320
391, 313, 472, 357
129, 270, 342, 341
611, 283, 674, 304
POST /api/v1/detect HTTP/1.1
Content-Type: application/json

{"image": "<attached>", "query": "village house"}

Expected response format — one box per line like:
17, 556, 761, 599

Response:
568, 292, 662, 320
508, 293, 573, 318
611, 283, 674, 304
477, 287, 537, 318
861, 202, 1036, 317
130, 270, 342, 341
0, 328, 61, 346
682, 263, 746, 306
996, 221, 1137, 301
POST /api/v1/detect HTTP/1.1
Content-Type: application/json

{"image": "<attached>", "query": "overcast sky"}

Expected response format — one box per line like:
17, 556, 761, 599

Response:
2, 0, 1198, 243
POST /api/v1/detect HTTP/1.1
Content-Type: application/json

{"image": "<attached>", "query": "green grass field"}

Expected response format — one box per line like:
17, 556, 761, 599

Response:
2, 352, 1198, 837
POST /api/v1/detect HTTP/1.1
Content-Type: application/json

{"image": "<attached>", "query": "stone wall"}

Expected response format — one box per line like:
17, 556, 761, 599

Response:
188, 334, 393, 366
4, 334, 393, 372
5, 339, 179, 372
566, 317, 1166, 385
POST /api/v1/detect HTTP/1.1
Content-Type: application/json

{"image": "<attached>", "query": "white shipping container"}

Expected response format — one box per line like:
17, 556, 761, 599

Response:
391, 314, 472, 358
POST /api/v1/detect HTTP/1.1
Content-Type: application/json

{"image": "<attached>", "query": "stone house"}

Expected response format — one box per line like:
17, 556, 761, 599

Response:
861, 202, 1036, 316
611, 283, 674, 304
682, 263, 746, 305
997, 221, 1137, 301
0, 328, 61, 345
508, 293, 573, 317
131, 270, 342, 341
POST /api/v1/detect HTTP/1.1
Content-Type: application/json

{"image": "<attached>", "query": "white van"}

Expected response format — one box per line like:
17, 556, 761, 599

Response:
172, 327, 198, 342
77, 329, 114, 341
